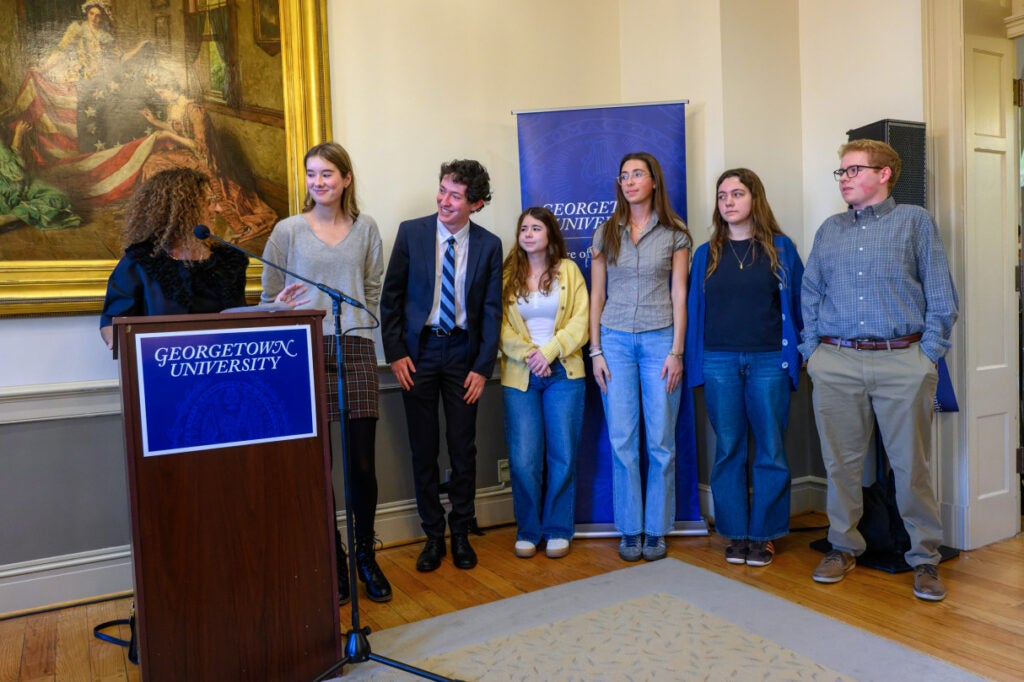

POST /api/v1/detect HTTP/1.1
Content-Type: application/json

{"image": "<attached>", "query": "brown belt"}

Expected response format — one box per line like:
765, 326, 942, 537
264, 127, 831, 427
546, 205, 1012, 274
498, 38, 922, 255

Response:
819, 332, 922, 351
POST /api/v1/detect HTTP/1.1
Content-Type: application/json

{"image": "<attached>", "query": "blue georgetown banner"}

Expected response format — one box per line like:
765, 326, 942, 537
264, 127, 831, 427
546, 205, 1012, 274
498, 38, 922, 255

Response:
135, 325, 317, 456
515, 101, 705, 534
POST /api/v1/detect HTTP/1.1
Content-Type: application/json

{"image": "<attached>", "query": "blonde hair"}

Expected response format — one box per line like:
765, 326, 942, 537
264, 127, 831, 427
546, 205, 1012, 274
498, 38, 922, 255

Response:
839, 139, 902, 191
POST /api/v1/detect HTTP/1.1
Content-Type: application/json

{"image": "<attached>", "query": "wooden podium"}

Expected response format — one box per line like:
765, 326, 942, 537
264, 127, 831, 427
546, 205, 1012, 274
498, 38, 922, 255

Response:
113, 309, 341, 681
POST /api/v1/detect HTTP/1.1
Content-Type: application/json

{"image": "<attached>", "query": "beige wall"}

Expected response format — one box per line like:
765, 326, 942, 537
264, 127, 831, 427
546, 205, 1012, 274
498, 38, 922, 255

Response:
328, 0, 621, 249
323, 0, 926, 262
720, 0, 803, 250
797, 0, 925, 248
0, 0, 933, 388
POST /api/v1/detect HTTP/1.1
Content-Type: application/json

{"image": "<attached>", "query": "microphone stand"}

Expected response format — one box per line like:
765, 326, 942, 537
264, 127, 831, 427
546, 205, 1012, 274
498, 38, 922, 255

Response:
194, 227, 460, 682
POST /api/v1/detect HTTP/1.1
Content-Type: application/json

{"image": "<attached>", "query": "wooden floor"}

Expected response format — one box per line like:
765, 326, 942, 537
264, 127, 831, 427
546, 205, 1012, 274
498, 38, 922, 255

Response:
1, 512, 1021, 681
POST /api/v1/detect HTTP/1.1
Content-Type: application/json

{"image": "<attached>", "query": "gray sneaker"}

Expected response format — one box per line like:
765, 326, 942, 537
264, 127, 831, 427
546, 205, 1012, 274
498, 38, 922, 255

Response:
642, 535, 667, 561
812, 550, 856, 583
913, 564, 947, 601
618, 534, 643, 562
724, 539, 749, 565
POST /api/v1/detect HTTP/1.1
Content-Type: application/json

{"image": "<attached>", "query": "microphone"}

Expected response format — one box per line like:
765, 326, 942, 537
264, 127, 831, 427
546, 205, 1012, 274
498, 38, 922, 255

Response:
193, 225, 366, 310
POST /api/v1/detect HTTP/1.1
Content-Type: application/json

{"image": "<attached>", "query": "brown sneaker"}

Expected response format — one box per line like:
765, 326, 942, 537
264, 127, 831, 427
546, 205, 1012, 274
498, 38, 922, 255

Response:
746, 540, 775, 567
913, 564, 947, 601
812, 550, 856, 583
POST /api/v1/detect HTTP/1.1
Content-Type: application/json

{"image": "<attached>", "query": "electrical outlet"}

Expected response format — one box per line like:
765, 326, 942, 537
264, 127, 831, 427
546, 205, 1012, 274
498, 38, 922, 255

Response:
497, 459, 511, 483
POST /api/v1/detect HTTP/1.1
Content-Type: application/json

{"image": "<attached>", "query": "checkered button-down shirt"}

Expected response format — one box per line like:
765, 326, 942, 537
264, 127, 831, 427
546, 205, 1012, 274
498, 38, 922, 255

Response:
799, 196, 959, 362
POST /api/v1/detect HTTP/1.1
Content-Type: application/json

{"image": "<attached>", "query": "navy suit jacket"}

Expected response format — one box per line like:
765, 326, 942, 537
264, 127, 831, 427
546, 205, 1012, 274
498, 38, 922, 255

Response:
380, 214, 503, 377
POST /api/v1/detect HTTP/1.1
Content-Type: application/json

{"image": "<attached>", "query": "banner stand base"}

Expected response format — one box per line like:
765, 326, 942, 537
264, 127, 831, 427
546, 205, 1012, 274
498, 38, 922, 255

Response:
573, 519, 708, 539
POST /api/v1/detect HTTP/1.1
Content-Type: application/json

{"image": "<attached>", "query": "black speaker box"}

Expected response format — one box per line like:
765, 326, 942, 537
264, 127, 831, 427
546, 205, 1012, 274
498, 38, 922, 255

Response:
846, 119, 926, 208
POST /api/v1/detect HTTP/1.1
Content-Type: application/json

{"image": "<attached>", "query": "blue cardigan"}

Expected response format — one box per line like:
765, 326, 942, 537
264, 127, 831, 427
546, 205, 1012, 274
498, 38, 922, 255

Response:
685, 234, 804, 390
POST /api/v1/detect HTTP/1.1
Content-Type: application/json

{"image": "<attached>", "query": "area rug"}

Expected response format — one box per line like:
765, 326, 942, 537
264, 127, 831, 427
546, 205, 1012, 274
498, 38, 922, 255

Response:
330, 559, 985, 681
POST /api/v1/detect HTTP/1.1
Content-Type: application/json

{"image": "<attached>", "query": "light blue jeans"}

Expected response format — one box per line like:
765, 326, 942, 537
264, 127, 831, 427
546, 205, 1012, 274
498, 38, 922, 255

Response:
702, 350, 792, 541
600, 326, 681, 537
503, 362, 585, 543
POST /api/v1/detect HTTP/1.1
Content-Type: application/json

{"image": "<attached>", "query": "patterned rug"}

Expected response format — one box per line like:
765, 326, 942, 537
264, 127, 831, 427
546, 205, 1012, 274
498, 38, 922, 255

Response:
332, 559, 985, 681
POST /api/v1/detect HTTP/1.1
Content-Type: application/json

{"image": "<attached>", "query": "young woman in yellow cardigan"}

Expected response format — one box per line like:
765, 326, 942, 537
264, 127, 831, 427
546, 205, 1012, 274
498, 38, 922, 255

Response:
499, 206, 589, 559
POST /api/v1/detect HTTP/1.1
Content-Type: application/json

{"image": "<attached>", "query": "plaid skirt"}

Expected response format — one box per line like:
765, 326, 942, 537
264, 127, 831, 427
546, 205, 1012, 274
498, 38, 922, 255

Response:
323, 335, 379, 421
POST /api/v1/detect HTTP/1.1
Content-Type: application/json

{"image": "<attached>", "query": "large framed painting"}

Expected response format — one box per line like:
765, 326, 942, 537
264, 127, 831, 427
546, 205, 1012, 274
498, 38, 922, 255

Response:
0, 0, 331, 315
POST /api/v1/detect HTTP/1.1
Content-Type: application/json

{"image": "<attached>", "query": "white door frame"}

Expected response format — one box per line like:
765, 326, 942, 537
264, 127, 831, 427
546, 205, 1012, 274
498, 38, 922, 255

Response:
923, 0, 1022, 550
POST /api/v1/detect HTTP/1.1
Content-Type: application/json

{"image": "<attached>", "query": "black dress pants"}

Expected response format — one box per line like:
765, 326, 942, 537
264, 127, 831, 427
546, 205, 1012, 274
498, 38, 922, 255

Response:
401, 329, 478, 537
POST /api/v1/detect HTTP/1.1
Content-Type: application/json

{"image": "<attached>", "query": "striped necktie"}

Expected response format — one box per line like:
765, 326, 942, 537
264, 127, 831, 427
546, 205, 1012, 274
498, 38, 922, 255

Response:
439, 236, 456, 332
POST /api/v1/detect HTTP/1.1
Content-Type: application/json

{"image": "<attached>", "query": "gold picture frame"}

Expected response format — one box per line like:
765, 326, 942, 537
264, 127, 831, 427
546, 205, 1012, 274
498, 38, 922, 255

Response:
0, 0, 332, 316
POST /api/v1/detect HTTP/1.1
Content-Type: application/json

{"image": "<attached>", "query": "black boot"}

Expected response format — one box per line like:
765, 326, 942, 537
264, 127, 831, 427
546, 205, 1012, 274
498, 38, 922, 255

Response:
336, 529, 351, 606
356, 538, 393, 602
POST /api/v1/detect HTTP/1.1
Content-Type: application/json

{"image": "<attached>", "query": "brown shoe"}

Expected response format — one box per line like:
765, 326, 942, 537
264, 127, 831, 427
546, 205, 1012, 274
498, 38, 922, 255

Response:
913, 564, 947, 601
812, 550, 856, 583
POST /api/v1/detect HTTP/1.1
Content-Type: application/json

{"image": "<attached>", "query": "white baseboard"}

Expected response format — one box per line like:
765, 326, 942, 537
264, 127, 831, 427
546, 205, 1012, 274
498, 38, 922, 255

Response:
1, 481, 827, 616
0, 548, 133, 617
0, 380, 121, 424
0, 486, 515, 616
336, 484, 515, 546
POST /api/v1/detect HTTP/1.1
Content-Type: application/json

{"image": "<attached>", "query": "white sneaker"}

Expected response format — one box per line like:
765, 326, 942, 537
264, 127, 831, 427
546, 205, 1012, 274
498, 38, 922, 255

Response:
545, 538, 571, 558
514, 540, 537, 558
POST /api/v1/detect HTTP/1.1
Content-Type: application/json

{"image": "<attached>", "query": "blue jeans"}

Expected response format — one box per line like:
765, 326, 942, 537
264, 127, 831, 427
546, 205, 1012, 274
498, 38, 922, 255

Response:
600, 326, 681, 536
503, 362, 585, 543
702, 351, 791, 541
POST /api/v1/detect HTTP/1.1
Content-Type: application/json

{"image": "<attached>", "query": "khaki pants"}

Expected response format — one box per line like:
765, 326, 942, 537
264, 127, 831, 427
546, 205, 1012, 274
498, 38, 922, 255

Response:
807, 342, 942, 566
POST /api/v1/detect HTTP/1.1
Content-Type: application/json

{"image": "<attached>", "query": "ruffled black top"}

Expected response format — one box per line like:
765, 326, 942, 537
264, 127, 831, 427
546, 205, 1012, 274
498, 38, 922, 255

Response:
99, 240, 249, 327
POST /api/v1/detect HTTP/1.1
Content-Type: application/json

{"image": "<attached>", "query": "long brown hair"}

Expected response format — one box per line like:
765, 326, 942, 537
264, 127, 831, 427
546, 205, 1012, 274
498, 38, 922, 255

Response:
502, 206, 567, 303
122, 167, 210, 255
598, 152, 689, 265
706, 168, 784, 282
302, 142, 360, 218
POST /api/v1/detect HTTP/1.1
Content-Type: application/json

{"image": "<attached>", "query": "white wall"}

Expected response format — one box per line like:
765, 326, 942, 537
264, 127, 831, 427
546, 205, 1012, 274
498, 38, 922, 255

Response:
0, 2, 933, 390
618, 0, 726, 241
327, 0, 621, 254
0, 0, 930, 391
719, 0, 804, 250
0, 316, 114, 388
797, 0, 925, 247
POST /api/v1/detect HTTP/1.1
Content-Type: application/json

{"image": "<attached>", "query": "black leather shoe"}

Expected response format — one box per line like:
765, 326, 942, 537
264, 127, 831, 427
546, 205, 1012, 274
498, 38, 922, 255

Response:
416, 536, 446, 572
356, 540, 393, 602
335, 531, 351, 605
451, 533, 477, 569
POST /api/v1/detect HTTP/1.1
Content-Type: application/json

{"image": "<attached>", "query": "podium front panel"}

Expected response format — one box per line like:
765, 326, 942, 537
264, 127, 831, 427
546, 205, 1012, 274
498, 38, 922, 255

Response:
115, 311, 340, 681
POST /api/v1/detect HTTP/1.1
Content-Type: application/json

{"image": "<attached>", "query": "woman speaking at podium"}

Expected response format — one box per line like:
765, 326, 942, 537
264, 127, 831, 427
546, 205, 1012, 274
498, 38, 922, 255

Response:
98, 167, 305, 349
260, 142, 391, 605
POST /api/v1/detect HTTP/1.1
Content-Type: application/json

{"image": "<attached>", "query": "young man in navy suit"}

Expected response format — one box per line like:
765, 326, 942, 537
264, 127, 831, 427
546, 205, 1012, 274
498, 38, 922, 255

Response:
380, 159, 503, 571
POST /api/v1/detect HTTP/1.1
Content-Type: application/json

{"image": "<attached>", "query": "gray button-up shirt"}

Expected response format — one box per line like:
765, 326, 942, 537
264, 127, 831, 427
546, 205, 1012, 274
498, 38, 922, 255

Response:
593, 213, 691, 333
799, 196, 959, 362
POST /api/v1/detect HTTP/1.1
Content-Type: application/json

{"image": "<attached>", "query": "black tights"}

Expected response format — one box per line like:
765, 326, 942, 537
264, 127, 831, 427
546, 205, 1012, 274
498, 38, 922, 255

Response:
332, 417, 378, 545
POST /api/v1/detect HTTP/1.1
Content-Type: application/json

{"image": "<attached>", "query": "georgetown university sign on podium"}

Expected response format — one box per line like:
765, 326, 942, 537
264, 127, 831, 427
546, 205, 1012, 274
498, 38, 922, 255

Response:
134, 325, 318, 456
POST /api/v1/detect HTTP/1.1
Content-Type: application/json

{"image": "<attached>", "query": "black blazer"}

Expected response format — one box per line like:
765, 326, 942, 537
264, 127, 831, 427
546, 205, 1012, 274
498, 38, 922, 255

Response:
380, 214, 503, 377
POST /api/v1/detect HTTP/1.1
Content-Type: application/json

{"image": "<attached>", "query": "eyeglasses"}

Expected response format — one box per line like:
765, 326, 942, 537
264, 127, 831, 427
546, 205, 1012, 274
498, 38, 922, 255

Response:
617, 170, 650, 184
832, 165, 883, 181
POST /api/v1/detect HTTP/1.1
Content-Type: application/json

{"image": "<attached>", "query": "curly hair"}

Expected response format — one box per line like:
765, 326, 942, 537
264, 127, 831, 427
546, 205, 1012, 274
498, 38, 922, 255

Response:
122, 168, 211, 255
439, 159, 492, 207
502, 206, 568, 303
705, 168, 785, 283
598, 152, 689, 265
839, 139, 902, 191
302, 142, 359, 217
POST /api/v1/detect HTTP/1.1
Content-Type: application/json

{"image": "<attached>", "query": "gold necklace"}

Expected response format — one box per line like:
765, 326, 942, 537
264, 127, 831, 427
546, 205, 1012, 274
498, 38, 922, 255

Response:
727, 238, 754, 270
